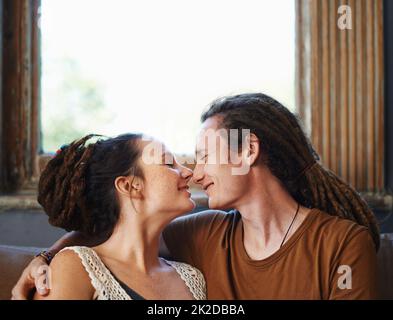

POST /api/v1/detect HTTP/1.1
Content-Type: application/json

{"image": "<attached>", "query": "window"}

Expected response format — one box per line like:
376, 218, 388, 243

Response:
41, 0, 295, 154
0, 0, 390, 211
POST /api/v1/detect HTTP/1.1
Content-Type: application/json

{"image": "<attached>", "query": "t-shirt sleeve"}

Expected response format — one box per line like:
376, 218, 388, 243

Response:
162, 210, 226, 269
328, 228, 378, 300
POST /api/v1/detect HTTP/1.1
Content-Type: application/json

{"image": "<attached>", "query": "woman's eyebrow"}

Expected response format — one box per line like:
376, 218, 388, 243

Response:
162, 152, 174, 163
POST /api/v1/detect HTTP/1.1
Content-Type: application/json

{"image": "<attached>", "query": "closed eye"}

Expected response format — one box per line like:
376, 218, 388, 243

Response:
162, 152, 176, 167
199, 154, 208, 163
165, 162, 175, 167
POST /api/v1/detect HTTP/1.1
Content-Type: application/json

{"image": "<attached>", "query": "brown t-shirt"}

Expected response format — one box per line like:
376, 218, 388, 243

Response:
162, 208, 378, 299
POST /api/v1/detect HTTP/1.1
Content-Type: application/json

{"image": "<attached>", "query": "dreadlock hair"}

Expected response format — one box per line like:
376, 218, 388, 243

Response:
201, 93, 380, 250
38, 133, 143, 239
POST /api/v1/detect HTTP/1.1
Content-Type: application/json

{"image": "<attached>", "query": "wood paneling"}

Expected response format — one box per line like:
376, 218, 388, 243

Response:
0, 0, 4, 192
0, 0, 40, 193
296, 0, 385, 193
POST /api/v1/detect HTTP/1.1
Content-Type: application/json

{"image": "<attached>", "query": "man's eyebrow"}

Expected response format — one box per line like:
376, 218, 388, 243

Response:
195, 149, 206, 157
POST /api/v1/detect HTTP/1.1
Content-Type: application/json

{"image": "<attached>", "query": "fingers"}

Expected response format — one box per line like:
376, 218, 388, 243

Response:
35, 272, 50, 296
11, 257, 51, 300
32, 258, 51, 297
11, 276, 33, 300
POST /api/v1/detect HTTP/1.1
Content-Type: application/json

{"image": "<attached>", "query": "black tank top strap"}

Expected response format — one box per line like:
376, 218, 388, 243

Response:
106, 268, 146, 300
113, 276, 145, 300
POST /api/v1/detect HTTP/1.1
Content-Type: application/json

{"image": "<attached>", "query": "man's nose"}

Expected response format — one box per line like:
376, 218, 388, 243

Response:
180, 165, 193, 182
192, 163, 204, 185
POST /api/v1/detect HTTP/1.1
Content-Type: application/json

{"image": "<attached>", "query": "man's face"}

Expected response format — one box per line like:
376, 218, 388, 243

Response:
193, 116, 250, 210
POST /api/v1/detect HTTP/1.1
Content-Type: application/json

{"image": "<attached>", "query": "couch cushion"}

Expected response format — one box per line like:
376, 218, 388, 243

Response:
378, 234, 393, 299
0, 245, 42, 300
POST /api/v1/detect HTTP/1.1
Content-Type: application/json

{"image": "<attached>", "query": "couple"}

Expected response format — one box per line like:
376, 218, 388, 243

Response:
12, 93, 379, 300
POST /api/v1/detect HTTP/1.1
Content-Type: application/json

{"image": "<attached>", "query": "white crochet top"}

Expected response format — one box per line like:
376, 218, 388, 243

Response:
59, 246, 206, 300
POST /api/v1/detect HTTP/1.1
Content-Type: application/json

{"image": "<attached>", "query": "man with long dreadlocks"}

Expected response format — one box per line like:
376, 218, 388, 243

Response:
12, 93, 378, 299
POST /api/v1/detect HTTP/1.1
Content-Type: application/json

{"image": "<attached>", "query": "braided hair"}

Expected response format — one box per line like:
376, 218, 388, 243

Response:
38, 133, 143, 238
201, 93, 380, 250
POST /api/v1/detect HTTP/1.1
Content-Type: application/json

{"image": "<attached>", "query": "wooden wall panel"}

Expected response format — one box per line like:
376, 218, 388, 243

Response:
296, 0, 385, 193
0, 0, 40, 193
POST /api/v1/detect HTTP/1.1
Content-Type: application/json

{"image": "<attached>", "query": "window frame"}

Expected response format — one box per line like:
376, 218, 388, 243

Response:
0, 0, 391, 214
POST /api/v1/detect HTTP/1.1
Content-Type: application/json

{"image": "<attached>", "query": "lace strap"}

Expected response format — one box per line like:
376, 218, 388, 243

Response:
59, 246, 131, 300
58, 247, 206, 300
164, 260, 207, 300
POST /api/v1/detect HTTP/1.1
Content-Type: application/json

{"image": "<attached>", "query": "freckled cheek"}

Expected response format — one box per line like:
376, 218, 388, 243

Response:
152, 172, 180, 193
145, 183, 174, 204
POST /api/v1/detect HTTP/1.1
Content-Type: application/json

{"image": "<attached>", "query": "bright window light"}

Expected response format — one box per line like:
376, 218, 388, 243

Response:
41, 0, 295, 154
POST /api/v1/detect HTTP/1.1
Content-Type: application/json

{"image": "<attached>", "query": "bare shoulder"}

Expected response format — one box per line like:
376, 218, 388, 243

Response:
50, 248, 89, 273
34, 248, 95, 300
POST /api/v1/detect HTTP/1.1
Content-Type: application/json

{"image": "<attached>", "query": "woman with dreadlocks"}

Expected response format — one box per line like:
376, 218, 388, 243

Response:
13, 93, 378, 300
27, 134, 206, 300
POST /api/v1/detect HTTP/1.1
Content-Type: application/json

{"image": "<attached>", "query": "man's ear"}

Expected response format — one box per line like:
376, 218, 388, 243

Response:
244, 133, 260, 166
114, 176, 143, 199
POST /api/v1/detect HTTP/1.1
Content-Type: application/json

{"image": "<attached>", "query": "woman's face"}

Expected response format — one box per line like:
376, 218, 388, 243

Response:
137, 138, 195, 218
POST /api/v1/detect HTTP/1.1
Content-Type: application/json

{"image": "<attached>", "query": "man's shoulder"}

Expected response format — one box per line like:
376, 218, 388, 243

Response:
165, 210, 236, 236
175, 209, 235, 226
310, 208, 373, 246
188, 209, 233, 220
162, 210, 236, 263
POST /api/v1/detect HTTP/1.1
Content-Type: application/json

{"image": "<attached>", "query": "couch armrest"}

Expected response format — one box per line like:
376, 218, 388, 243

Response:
0, 245, 43, 300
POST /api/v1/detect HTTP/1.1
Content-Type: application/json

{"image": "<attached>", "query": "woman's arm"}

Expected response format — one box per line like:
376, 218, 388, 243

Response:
12, 231, 102, 300
33, 249, 95, 300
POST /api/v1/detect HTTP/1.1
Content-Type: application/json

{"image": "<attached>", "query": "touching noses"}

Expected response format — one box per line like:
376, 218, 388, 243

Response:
180, 165, 193, 183
192, 164, 204, 185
